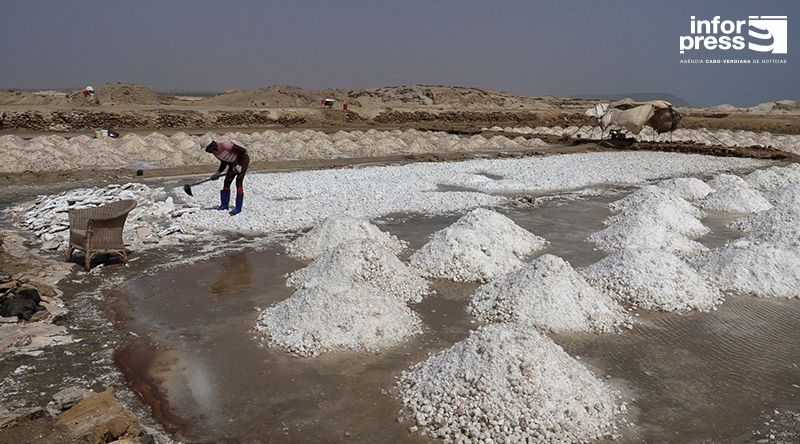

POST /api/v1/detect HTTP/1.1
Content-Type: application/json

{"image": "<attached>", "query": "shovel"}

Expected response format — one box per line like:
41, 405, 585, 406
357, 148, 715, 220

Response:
183, 177, 217, 196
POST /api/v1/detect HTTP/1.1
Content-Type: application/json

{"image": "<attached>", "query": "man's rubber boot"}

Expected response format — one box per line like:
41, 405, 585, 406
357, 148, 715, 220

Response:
229, 193, 243, 216
217, 190, 230, 210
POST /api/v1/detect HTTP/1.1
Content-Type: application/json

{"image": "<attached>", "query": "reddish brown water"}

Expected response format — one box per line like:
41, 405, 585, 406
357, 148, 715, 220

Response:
114, 195, 800, 443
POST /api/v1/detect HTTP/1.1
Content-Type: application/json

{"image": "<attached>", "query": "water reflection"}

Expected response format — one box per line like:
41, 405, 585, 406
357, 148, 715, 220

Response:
210, 253, 253, 296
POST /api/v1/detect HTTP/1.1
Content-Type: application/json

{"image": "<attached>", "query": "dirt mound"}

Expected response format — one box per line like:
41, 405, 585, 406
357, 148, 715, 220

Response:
200, 85, 350, 108
90, 82, 174, 106
198, 84, 579, 111
0, 90, 70, 106
0, 83, 173, 108
349, 85, 559, 109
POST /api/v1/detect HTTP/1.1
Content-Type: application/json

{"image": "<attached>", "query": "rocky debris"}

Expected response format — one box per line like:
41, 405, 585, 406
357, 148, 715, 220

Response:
0, 405, 46, 429
0, 232, 72, 354
410, 208, 547, 282
584, 247, 722, 312
0, 286, 46, 321
55, 388, 142, 443
257, 280, 422, 357
47, 386, 95, 415
285, 214, 406, 260
694, 236, 800, 299
467, 254, 631, 333
374, 110, 590, 127
212, 110, 306, 127
287, 239, 430, 304
397, 323, 623, 443
0, 109, 306, 132
656, 177, 714, 201
10, 182, 201, 252
746, 409, 800, 444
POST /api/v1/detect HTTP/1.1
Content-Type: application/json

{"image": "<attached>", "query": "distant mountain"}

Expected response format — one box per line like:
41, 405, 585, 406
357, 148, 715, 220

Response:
569, 92, 691, 107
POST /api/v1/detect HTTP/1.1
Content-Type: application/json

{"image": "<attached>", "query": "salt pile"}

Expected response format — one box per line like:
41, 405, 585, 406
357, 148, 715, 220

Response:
656, 177, 713, 201
730, 185, 800, 234
606, 200, 708, 238
706, 173, 750, 191
744, 164, 800, 192
286, 239, 430, 304
495, 125, 800, 156
694, 237, 800, 299
608, 186, 703, 218
583, 248, 722, 311
410, 208, 547, 282
10, 183, 199, 251
0, 128, 551, 173
700, 185, 772, 213
467, 254, 630, 333
285, 214, 406, 260
588, 219, 708, 258
177, 152, 766, 235
398, 323, 622, 443
590, 186, 708, 258
766, 183, 800, 206
257, 280, 422, 357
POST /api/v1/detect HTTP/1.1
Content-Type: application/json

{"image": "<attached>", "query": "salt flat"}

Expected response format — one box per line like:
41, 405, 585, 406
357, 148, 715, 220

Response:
178, 151, 767, 234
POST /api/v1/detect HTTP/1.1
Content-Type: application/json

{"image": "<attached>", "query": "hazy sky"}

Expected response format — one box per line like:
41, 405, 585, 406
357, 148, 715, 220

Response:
1, 0, 798, 106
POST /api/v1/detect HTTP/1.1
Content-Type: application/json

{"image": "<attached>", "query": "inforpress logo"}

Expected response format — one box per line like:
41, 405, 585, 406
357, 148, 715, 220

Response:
748, 16, 788, 54
679, 15, 788, 54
